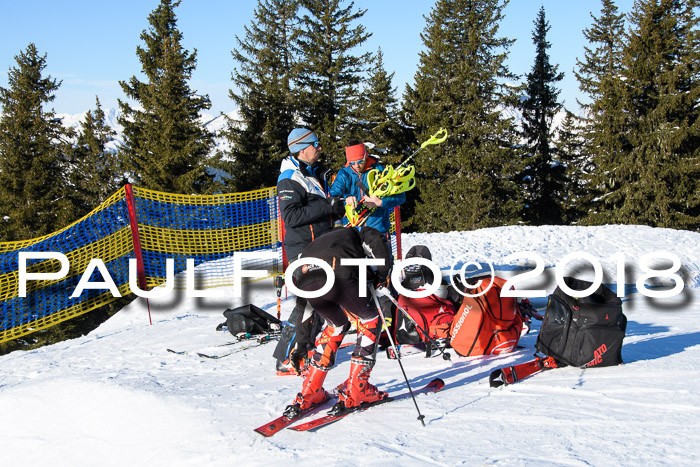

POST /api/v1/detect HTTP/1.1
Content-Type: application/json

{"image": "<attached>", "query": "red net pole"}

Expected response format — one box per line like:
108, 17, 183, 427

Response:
124, 184, 152, 325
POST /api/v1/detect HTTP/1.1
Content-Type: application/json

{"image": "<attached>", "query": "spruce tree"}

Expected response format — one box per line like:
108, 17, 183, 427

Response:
593, 0, 699, 228
0, 43, 72, 241
519, 6, 566, 225
225, 0, 299, 192
28, 98, 130, 354
574, 0, 629, 223
118, 0, 217, 194
555, 110, 589, 224
402, 0, 524, 232
358, 48, 404, 160
66, 97, 124, 220
295, 0, 371, 168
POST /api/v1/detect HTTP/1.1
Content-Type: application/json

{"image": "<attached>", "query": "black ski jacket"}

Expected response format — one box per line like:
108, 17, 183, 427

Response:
277, 156, 335, 259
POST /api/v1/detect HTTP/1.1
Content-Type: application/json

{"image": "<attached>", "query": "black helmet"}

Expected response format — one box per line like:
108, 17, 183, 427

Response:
401, 245, 434, 290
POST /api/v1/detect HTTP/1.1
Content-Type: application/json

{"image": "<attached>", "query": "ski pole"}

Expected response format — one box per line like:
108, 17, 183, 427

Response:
380, 292, 451, 361
370, 286, 426, 426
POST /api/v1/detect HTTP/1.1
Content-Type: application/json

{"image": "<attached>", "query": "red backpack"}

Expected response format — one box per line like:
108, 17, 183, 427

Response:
394, 293, 456, 344
449, 276, 523, 357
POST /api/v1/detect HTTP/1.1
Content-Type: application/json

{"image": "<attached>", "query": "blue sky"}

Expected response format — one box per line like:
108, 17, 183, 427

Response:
1, 0, 635, 116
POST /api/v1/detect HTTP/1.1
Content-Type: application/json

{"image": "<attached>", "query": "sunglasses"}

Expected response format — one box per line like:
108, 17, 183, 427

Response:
309, 141, 320, 148
349, 157, 366, 166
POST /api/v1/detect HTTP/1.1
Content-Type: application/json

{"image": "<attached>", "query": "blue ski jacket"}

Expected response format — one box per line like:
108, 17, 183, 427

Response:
329, 156, 405, 234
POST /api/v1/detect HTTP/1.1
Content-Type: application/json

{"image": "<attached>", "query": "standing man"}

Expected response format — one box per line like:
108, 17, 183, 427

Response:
284, 226, 392, 418
278, 128, 344, 260
330, 141, 406, 238
273, 128, 345, 374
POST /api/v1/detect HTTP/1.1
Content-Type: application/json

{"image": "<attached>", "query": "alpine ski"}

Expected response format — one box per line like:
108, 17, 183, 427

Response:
288, 377, 445, 432
167, 332, 280, 358
196, 334, 279, 359
254, 394, 335, 437
489, 356, 559, 387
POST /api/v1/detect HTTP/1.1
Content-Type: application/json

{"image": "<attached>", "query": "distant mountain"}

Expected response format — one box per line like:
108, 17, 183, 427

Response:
55, 108, 241, 155
55, 106, 571, 157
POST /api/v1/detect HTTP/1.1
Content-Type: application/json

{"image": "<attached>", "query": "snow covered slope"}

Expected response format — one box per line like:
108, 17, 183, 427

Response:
1, 225, 699, 466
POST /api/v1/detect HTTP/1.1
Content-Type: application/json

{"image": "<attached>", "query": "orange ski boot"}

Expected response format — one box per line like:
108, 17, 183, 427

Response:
333, 357, 388, 413
283, 362, 330, 418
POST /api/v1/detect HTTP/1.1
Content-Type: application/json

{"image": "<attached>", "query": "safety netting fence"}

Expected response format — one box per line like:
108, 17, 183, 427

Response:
0, 185, 401, 344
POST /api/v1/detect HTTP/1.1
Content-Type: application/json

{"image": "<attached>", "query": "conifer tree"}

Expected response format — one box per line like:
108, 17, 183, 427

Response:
31, 97, 130, 354
66, 97, 124, 220
402, 0, 524, 232
555, 110, 589, 223
295, 0, 371, 168
118, 0, 217, 194
592, 0, 699, 228
225, 0, 299, 191
358, 48, 404, 160
574, 0, 628, 222
519, 6, 566, 225
0, 43, 72, 241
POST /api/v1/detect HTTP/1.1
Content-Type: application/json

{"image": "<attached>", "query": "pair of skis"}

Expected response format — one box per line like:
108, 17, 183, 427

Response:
254, 377, 445, 437
167, 331, 281, 359
256, 354, 556, 437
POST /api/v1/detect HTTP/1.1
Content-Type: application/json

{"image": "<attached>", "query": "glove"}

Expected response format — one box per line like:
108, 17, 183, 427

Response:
288, 345, 308, 375
329, 196, 346, 217
374, 285, 392, 298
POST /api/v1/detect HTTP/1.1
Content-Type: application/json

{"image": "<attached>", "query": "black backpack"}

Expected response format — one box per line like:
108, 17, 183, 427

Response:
535, 277, 627, 368
218, 304, 281, 336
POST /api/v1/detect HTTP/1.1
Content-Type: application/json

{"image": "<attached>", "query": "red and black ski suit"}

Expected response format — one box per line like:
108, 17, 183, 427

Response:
294, 226, 392, 368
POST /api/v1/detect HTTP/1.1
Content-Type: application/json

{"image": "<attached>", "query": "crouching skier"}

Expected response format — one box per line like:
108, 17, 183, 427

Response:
283, 226, 393, 418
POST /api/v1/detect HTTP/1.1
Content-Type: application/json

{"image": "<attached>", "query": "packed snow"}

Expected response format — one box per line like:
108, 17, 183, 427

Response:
1, 225, 699, 466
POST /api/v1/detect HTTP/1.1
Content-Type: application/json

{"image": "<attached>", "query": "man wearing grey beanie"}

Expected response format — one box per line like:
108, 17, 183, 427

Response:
273, 128, 345, 375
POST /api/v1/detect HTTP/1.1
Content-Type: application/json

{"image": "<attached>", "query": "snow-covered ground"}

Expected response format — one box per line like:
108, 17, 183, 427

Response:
1, 225, 699, 466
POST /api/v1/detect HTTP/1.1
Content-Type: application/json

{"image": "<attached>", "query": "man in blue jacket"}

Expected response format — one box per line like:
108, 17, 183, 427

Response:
330, 141, 405, 238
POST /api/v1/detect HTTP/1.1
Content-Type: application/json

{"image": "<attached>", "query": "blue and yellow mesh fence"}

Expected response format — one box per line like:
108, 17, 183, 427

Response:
0, 185, 400, 344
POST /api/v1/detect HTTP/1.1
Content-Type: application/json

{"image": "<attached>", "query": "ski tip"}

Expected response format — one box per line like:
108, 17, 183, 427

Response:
428, 377, 445, 391
489, 369, 505, 388
254, 415, 294, 437
253, 427, 273, 437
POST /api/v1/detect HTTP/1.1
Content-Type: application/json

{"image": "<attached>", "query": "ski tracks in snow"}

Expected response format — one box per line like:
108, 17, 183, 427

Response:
368, 440, 450, 466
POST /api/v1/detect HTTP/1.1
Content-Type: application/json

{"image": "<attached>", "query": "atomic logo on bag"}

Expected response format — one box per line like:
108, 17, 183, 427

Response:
585, 344, 609, 367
